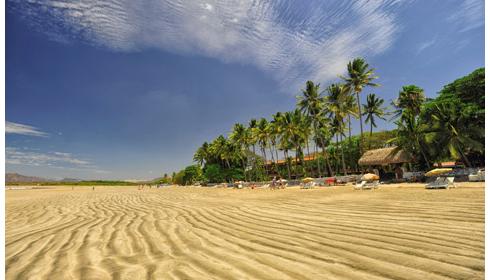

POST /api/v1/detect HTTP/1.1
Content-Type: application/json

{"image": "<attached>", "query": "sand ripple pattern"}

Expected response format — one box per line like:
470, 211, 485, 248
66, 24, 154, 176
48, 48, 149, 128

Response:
6, 185, 484, 279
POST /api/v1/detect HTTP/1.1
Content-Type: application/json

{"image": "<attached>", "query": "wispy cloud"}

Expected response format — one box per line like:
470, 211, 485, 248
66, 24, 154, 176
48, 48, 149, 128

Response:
448, 0, 484, 32
6, 147, 90, 167
9, 0, 410, 90
6, 121, 49, 137
415, 38, 436, 54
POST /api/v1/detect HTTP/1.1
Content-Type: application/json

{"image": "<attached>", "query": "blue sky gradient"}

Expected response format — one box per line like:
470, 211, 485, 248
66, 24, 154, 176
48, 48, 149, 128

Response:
6, 0, 484, 180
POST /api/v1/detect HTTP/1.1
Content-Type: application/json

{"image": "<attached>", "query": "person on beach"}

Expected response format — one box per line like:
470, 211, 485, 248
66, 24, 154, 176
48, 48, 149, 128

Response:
278, 177, 285, 189
271, 176, 277, 190
92, 186, 95, 191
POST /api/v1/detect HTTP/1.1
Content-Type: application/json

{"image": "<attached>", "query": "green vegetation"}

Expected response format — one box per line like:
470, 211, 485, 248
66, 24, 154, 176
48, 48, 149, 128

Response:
171, 61, 484, 185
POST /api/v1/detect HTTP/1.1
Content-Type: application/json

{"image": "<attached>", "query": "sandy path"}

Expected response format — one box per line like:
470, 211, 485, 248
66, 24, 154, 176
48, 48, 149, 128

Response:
6, 183, 484, 279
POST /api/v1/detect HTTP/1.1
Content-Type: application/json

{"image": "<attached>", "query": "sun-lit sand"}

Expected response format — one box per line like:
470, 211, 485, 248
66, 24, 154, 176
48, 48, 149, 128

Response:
6, 182, 484, 279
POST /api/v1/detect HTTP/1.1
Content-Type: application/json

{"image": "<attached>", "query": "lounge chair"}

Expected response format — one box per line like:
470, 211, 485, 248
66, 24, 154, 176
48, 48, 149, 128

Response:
354, 180, 379, 190
301, 182, 315, 189
425, 177, 455, 189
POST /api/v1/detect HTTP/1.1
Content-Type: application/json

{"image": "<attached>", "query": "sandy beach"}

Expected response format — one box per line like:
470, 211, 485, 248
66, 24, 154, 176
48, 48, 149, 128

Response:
6, 182, 484, 279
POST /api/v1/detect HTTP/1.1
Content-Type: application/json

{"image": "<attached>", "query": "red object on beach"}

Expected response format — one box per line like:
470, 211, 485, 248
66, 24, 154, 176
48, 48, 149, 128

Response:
325, 177, 336, 186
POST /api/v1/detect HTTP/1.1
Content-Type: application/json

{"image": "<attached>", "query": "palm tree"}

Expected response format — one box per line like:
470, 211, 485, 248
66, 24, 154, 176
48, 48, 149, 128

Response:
256, 118, 270, 176
325, 83, 351, 175
210, 135, 230, 168
390, 111, 431, 169
248, 119, 258, 178
277, 110, 305, 178
276, 112, 293, 179
193, 142, 210, 166
270, 112, 284, 173
314, 116, 334, 176
230, 123, 248, 181
392, 85, 425, 118
297, 80, 323, 177
341, 58, 379, 155
362, 93, 386, 149
345, 93, 358, 142
427, 104, 484, 167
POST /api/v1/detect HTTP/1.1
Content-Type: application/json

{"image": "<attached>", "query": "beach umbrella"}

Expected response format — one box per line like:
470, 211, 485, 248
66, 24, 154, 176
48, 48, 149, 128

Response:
425, 168, 452, 177
361, 173, 379, 181
302, 177, 315, 183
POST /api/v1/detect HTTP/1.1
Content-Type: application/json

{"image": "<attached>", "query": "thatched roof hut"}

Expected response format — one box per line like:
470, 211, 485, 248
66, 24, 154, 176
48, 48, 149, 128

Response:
358, 146, 411, 166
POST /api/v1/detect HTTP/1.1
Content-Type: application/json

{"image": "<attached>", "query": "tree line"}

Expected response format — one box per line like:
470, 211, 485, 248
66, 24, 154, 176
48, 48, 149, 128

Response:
168, 59, 484, 185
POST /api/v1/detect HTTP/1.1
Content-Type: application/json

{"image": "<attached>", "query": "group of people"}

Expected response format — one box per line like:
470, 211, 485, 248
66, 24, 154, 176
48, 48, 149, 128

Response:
270, 176, 286, 190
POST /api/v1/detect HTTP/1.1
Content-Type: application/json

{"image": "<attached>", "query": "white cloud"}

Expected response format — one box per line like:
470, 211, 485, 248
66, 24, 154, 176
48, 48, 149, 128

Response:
6, 121, 49, 137
448, 0, 484, 32
9, 0, 410, 90
416, 38, 436, 54
6, 147, 90, 167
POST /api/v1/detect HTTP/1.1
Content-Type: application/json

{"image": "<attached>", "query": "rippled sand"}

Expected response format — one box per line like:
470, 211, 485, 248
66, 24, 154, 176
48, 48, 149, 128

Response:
6, 183, 484, 279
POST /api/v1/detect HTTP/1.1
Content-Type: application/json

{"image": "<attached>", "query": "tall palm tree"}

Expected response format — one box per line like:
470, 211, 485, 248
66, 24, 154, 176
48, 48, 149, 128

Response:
230, 123, 248, 181
297, 80, 323, 177
341, 58, 379, 155
256, 118, 270, 177
276, 112, 293, 179
277, 110, 305, 178
291, 109, 307, 177
325, 83, 351, 175
248, 119, 258, 178
314, 116, 334, 176
270, 112, 284, 173
392, 85, 425, 118
362, 93, 386, 148
345, 93, 358, 142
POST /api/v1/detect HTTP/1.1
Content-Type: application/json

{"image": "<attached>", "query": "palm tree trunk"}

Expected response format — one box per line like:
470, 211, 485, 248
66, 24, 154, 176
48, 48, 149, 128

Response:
348, 114, 352, 141
356, 91, 364, 154
252, 144, 257, 180
320, 137, 333, 176
457, 144, 472, 168
261, 147, 269, 178
273, 143, 280, 174
269, 145, 275, 174
348, 114, 352, 173
369, 122, 373, 150
421, 149, 431, 170
314, 142, 321, 177
313, 123, 321, 177
242, 158, 248, 182
340, 134, 347, 176
335, 134, 339, 174
305, 138, 312, 177
284, 150, 291, 180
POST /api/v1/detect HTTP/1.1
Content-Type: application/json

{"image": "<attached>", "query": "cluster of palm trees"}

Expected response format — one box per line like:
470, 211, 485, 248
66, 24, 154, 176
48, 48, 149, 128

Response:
194, 58, 388, 182
190, 63, 484, 184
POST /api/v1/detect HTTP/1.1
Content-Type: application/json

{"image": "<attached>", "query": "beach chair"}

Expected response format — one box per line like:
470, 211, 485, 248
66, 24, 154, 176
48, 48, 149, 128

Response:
354, 181, 366, 190
363, 180, 379, 190
301, 182, 315, 189
447, 177, 456, 188
354, 180, 379, 190
425, 177, 454, 189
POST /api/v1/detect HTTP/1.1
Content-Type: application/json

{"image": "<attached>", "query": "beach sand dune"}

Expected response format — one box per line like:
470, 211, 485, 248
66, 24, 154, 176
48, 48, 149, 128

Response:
6, 183, 484, 279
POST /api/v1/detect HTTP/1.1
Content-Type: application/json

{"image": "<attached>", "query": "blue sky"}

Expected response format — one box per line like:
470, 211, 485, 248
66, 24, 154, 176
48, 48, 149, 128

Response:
6, 0, 484, 180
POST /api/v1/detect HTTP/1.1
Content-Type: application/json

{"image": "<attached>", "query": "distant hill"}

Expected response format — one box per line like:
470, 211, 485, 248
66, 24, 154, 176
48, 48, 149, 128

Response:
6, 173, 51, 183
60, 178, 82, 182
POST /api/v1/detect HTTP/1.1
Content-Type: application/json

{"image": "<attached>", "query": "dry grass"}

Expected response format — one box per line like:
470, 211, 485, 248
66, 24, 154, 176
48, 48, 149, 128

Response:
6, 182, 484, 279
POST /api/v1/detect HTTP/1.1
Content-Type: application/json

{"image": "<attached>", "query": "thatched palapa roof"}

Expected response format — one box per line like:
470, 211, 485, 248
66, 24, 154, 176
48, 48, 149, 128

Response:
358, 146, 411, 166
